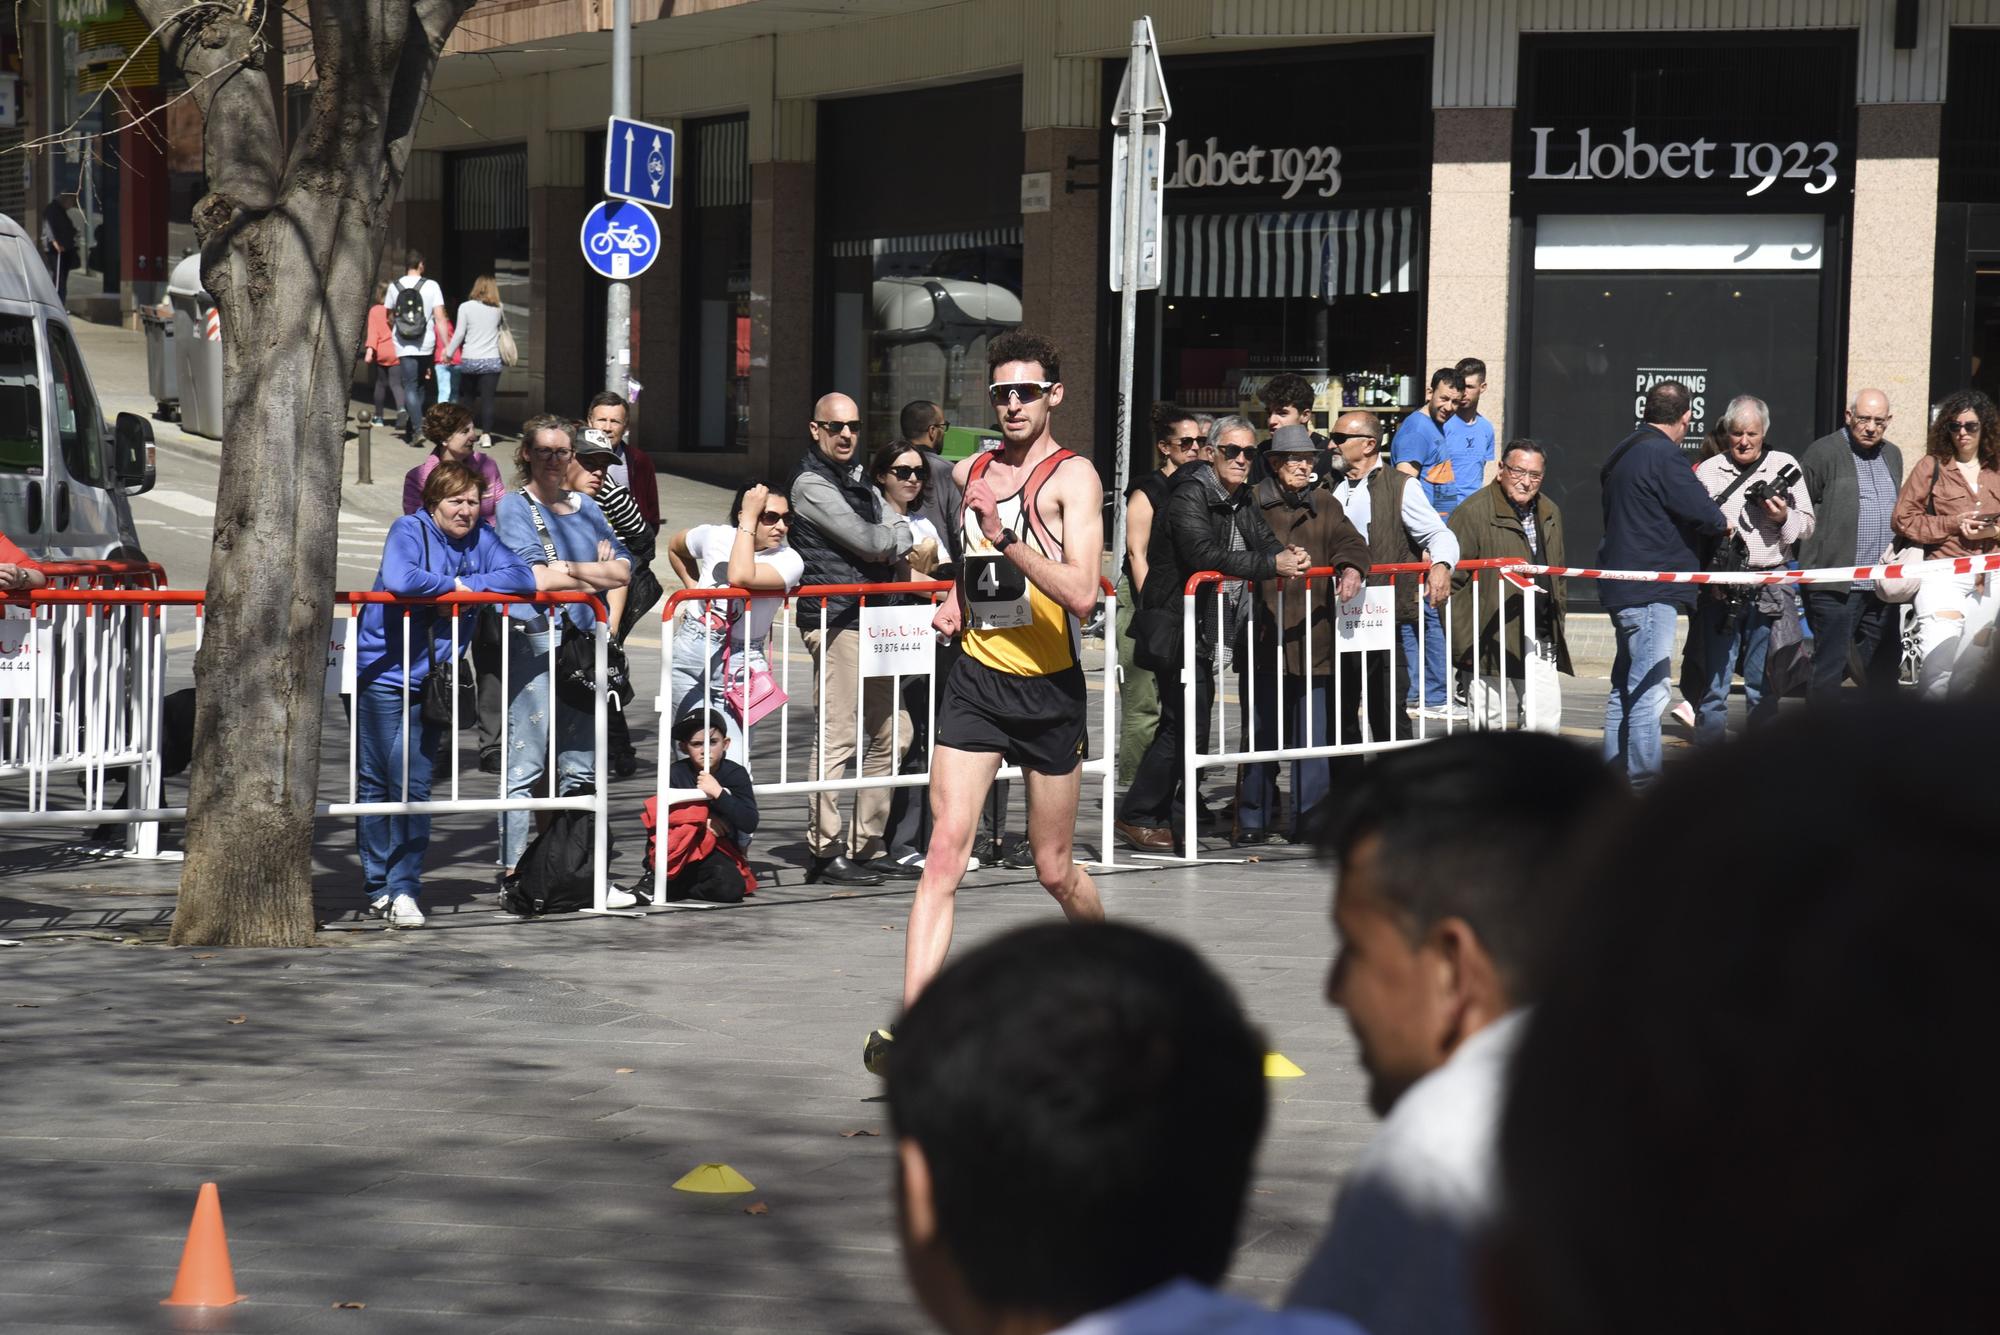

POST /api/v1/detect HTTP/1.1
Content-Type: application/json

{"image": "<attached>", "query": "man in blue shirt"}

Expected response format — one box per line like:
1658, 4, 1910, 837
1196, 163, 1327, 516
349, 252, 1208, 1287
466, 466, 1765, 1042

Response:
1596, 380, 1727, 787
1444, 357, 1497, 506
1389, 368, 1466, 716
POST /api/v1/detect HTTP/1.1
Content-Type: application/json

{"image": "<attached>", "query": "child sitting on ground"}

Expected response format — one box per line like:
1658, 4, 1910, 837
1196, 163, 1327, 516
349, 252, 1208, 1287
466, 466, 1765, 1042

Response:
660, 709, 758, 904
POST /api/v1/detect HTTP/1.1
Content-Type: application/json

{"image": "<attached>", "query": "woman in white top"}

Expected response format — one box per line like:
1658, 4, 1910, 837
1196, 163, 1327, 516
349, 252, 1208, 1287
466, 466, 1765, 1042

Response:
666, 482, 805, 753
444, 274, 509, 437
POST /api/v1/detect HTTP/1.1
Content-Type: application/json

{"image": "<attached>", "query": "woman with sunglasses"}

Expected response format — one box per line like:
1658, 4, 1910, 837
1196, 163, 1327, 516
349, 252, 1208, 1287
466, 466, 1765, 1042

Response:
666, 481, 804, 755
493, 416, 632, 898
871, 439, 952, 872
1892, 389, 2000, 697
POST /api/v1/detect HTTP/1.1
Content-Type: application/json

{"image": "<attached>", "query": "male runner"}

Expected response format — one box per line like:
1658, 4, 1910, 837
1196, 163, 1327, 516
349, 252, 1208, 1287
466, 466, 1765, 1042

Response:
865, 331, 1107, 1075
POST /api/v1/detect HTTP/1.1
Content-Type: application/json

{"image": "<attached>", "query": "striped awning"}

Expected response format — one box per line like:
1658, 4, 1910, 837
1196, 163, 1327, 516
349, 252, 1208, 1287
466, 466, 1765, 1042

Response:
1165, 207, 1419, 300
832, 226, 1023, 260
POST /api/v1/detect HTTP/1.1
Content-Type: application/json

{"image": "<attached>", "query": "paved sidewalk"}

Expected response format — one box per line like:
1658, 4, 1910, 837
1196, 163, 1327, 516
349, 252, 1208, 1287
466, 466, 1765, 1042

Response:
1, 844, 1373, 1334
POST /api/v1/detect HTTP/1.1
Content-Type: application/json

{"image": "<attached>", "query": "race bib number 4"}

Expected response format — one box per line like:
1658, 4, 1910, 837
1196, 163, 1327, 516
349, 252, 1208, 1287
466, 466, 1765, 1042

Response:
963, 553, 1031, 629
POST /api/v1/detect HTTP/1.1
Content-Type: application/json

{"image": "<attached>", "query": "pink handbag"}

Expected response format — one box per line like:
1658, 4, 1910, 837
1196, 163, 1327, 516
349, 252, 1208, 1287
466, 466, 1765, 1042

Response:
721, 634, 787, 729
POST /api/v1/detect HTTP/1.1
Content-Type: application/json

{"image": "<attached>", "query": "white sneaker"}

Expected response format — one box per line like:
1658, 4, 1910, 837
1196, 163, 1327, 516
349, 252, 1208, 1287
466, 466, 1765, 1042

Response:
387, 894, 424, 928
605, 886, 639, 909
1416, 702, 1471, 722
477, 432, 492, 450
364, 895, 390, 920
1670, 700, 1696, 728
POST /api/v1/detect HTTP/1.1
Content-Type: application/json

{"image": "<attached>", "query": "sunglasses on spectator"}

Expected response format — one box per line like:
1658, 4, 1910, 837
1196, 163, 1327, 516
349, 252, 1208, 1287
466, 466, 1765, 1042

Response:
988, 381, 1055, 406
1948, 420, 1982, 435
814, 419, 861, 435
1329, 431, 1379, 444
1167, 435, 1209, 449
1215, 444, 1256, 461
884, 465, 925, 482
759, 510, 790, 526
531, 447, 574, 461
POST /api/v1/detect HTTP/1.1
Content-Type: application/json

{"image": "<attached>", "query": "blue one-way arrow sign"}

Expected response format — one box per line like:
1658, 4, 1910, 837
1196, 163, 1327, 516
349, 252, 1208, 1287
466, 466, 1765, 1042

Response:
604, 115, 675, 208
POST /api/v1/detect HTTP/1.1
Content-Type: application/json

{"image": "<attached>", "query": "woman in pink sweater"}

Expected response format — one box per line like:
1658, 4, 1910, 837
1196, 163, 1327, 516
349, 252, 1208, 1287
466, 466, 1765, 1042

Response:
402, 401, 505, 525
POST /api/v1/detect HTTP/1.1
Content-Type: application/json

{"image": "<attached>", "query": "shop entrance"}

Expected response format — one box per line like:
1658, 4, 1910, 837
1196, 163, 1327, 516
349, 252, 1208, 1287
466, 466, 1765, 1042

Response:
1521, 215, 1827, 588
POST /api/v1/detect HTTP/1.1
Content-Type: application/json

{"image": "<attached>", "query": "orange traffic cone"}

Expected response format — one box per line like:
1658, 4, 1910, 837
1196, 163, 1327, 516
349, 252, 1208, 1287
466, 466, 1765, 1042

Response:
161, 1182, 243, 1307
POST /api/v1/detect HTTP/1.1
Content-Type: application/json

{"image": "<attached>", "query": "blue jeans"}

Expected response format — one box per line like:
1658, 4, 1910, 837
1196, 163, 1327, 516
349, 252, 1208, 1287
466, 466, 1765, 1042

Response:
1693, 598, 1774, 746
356, 679, 443, 901
1602, 602, 1679, 787
1398, 601, 1449, 707
398, 355, 428, 436
667, 627, 746, 754
502, 620, 595, 867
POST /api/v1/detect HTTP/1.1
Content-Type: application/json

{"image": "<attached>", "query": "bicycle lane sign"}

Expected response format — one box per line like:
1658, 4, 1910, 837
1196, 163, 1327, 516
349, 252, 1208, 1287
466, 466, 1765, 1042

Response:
579, 199, 660, 280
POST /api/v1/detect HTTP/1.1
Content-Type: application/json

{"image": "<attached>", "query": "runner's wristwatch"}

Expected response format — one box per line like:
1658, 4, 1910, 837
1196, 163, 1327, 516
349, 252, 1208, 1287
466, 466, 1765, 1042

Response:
994, 528, 1019, 553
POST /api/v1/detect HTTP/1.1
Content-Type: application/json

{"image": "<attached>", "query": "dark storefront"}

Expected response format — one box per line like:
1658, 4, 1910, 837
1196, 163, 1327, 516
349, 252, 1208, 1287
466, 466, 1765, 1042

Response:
1103, 42, 1432, 486
1933, 28, 2000, 407
817, 78, 1025, 448
445, 146, 531, 419
1511, 33, 1856, 581
682, 115, 752, 452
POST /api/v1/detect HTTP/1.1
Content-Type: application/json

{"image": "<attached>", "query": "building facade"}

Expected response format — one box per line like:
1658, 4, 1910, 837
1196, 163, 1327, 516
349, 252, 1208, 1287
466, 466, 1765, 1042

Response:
384, 0, 1995, 548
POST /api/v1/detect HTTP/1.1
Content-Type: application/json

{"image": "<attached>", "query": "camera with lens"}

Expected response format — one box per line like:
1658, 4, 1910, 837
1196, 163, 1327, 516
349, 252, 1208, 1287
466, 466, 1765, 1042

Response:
1743, 462, 1802, 511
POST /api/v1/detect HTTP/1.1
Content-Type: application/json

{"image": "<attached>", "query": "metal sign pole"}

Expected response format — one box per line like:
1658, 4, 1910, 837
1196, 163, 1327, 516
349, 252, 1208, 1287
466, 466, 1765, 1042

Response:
1109, 18, 1151, 586
604, 0, 633, 398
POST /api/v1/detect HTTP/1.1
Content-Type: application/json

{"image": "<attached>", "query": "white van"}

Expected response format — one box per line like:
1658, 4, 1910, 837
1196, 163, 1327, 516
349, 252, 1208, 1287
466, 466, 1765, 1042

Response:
0, 213, 155, 561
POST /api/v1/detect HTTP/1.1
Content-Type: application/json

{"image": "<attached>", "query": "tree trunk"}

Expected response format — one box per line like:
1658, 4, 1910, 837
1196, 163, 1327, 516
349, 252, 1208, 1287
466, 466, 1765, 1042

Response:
135, 0, 473, 946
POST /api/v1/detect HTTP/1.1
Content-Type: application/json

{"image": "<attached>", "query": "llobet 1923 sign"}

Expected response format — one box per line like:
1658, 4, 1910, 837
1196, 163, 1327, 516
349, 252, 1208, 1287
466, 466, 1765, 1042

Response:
1526, 126, 1841, 197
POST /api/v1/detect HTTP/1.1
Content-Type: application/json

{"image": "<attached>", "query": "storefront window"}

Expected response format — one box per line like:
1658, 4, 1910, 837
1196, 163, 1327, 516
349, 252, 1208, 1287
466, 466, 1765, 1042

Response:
1936, 29, 2000, 405
820, 79, 1024, 450
1127, 43, 1431, 468
683, 115, 751, 452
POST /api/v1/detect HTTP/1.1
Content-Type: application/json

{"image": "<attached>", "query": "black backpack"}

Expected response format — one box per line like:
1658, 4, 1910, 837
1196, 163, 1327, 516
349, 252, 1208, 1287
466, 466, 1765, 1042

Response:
391, 279, 429, 343
503, 808, 604, 916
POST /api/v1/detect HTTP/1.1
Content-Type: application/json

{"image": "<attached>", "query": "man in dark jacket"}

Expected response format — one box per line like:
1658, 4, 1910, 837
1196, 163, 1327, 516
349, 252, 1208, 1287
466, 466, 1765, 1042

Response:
1448, 439, 1571, 732
1596, 380, 1727, 786
1796, 388, 1906, 698
900, 399, 964, 538
1119, 416, 1311, 854
1241, 424, 1370, 843
787, 392, 917, 885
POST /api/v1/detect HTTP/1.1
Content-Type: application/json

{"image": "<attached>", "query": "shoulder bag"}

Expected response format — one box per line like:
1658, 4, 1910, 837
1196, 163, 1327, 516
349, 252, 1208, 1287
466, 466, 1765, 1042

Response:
496, 308, 520, 367
524, 492, 635, 711
1877, 458, 1941, 605
417, 523, 477, 727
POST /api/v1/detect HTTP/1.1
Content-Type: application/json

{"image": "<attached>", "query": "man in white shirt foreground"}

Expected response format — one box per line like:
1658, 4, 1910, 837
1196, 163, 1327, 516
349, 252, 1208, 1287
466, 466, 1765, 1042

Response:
887, 921, 1367, 1335
1289, 732, 1622, 1335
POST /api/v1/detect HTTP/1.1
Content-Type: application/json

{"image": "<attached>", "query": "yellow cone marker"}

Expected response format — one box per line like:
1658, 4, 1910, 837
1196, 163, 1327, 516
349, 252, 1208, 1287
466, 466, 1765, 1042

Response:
1264, 1053, 1305, 1078
673, 1162, 755, 1194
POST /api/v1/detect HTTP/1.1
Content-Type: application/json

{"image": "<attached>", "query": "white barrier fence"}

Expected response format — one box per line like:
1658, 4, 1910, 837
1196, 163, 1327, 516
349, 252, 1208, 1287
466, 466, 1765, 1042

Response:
1165, 558, 1545, 861
656, 577, 1122, 900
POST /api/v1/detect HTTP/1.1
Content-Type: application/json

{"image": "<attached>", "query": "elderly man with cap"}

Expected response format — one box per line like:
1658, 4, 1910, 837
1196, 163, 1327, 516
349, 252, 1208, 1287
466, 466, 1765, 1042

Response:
1238, 424, 1371, 843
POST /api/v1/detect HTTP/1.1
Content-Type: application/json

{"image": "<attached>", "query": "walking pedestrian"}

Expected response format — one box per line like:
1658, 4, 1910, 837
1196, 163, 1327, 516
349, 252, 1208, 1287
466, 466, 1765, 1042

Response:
446, 275, 508, 441
41, 192, 80, 300
384, 251, 448, 442
364, 299, 406, 429
1797, 388, 1907, 696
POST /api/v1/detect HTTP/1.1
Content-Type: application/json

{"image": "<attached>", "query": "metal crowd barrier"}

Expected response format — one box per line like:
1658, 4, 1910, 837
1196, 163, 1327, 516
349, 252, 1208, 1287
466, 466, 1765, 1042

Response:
657, 576, 1120, 901
0, 585, 627, 914
1170, 557, 1544, 862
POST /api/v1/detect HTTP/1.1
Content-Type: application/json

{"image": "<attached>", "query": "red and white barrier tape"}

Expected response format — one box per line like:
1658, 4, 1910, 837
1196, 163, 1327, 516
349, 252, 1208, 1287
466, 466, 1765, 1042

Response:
1500, 551, 2000, 587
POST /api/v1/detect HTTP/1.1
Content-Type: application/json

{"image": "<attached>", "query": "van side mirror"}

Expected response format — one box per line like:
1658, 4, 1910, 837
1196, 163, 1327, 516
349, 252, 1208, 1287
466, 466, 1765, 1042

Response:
115, 412, 156, 496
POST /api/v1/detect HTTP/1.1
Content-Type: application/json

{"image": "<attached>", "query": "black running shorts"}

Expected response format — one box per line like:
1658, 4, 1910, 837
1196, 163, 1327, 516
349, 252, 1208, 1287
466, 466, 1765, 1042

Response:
934, 655, 1088, 776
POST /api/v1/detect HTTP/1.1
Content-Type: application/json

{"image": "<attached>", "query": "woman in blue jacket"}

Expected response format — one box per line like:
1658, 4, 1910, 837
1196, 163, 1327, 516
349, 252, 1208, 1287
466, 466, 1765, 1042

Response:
356, 461, 536, 927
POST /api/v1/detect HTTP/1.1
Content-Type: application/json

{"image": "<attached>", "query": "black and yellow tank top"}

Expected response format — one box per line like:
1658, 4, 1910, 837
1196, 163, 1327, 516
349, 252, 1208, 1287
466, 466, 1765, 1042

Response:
958, 447, 1080, 677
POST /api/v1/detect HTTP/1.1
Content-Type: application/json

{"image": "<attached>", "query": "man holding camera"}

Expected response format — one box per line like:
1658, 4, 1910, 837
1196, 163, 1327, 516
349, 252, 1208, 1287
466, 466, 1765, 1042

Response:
1689, 396, 1814, 744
